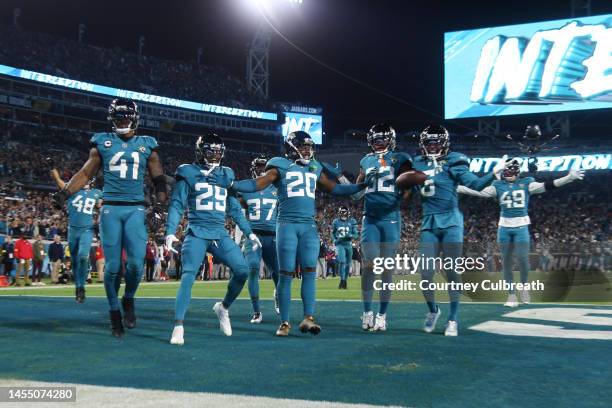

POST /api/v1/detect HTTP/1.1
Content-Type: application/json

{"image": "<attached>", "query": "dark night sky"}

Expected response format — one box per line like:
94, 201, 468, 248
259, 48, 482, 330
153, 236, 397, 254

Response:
0, 0, 611, 137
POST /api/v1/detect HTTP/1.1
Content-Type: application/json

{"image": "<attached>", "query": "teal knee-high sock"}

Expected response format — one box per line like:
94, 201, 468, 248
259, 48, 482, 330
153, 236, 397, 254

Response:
301, 271, 316, 317
78, 256, 89, 288
222, 269, 247, 309
248, 268, 260, 313
501, 244, 515, 293
123, 263, 143, 299
175, 272, 195, 321
339, 262, 347, 281
278, 273, 293, 322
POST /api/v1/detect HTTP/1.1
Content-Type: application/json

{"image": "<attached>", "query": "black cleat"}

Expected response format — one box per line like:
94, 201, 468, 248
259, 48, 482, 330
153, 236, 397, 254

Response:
338, 280, 343, 289
122, 296, 137, 329
75, 287, 86, 303
110, 310, 124, 338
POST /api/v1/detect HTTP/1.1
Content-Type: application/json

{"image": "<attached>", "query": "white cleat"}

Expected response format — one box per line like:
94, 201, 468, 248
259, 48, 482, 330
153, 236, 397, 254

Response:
170, 325, 184, 345
250, 312, 263, 324
504, 293, 519, 307
444, 320, 458, 337
361, 311, 374, 331
520, 289, 531, 304
273, 289, 280, 315
373, 313, 387, 332
423, 307, 442, 333
213, 302, 232, 336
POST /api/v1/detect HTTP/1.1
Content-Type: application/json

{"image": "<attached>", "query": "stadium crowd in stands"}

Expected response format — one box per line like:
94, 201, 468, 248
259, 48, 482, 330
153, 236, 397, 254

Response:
0, 25, 269, 110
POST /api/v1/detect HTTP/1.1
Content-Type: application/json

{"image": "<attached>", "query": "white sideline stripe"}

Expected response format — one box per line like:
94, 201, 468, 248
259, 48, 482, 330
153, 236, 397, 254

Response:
0, 380, 401, 408
0, 294, 610, 307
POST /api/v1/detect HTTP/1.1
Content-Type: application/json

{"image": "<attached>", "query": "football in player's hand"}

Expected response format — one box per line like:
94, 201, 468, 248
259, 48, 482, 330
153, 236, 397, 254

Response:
395, 170, 427, 189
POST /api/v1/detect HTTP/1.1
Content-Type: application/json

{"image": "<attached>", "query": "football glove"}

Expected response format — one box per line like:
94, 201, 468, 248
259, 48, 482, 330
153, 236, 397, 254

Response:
52, 189, 70, 209
44, 157, 55, 170
165, 234, 179, 254
248, 233, 262, 251
364, 168, 378, 188
567, 170, 585, 181
492, 154, 509, 176
205, 170, 233, 189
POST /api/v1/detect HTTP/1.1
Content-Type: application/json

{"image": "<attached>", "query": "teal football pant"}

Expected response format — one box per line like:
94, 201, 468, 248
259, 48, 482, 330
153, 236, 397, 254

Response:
360, 216, 401, 314
419, 226, 463, 321
276, 222, 319, 322
244, 233, 279, 313
335, 243, 353, 281
497, 225, 531, 293
68, 226, 94, 289
175, 232, 248, 321
100, 204, 147, 311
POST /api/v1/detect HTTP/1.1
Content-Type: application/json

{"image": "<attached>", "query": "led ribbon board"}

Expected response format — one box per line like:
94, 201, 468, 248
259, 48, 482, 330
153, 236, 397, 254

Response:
445, 14, 612, 119
468, 154, 612, 173
0, 63, 278, 121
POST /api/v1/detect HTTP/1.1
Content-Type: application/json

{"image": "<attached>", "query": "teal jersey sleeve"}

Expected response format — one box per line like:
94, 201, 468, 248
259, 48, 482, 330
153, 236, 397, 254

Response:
331, 219, 340, 241
227, 194, 252, 236
266, 157, 291, 172
447, 153, 495, 191
165, 176, 189, 236
350, 218, 358, 239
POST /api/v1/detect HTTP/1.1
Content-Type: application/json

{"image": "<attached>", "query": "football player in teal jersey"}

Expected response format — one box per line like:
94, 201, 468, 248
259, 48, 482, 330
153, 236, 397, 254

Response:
50, 166, 102, 303
239, 155, 280, 324
353, 123, 413, 332
412, 125, 506, 336
53, 99, 167, 337
219, 131, 376, 337
458, 159, 584, 307
165, 132, 261, 345
331, 206, 358, 289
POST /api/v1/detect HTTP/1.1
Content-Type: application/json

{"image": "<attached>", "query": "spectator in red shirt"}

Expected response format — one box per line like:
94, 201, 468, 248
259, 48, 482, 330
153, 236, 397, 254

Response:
14, 234, 33, 286
145, 236, 157, 282
95, 243, 105, 283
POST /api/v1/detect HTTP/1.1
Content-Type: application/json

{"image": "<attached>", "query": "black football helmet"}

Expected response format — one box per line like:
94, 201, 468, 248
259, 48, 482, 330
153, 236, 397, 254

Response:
195, 131, 225, 169
502, 158, 521, 180
338, 206, 350, 220
367, 123, 396, 154
285, 131, 315, 164
250, 155, 268, 178
524, 124, 542, 140
108, 98, 139, 135
420, 125, 450, 159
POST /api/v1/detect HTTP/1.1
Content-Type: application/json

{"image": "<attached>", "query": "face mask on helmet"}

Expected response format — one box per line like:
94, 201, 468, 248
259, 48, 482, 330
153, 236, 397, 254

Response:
250, 158, 268, 178
108, 100, 139, 136
285, 132, 315, 165
503, 161, 520, 180
338, 208, 349, 220
196, 135, 225, 169
420, 126, 449, 159
367, 125, 396, 154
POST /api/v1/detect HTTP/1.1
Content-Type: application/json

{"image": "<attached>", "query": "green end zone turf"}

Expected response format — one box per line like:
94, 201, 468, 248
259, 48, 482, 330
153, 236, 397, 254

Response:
1, 296, 610, 407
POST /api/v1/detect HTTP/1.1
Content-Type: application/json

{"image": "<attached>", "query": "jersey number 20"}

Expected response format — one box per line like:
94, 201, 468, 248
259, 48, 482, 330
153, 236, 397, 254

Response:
287, 172, 317, 198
